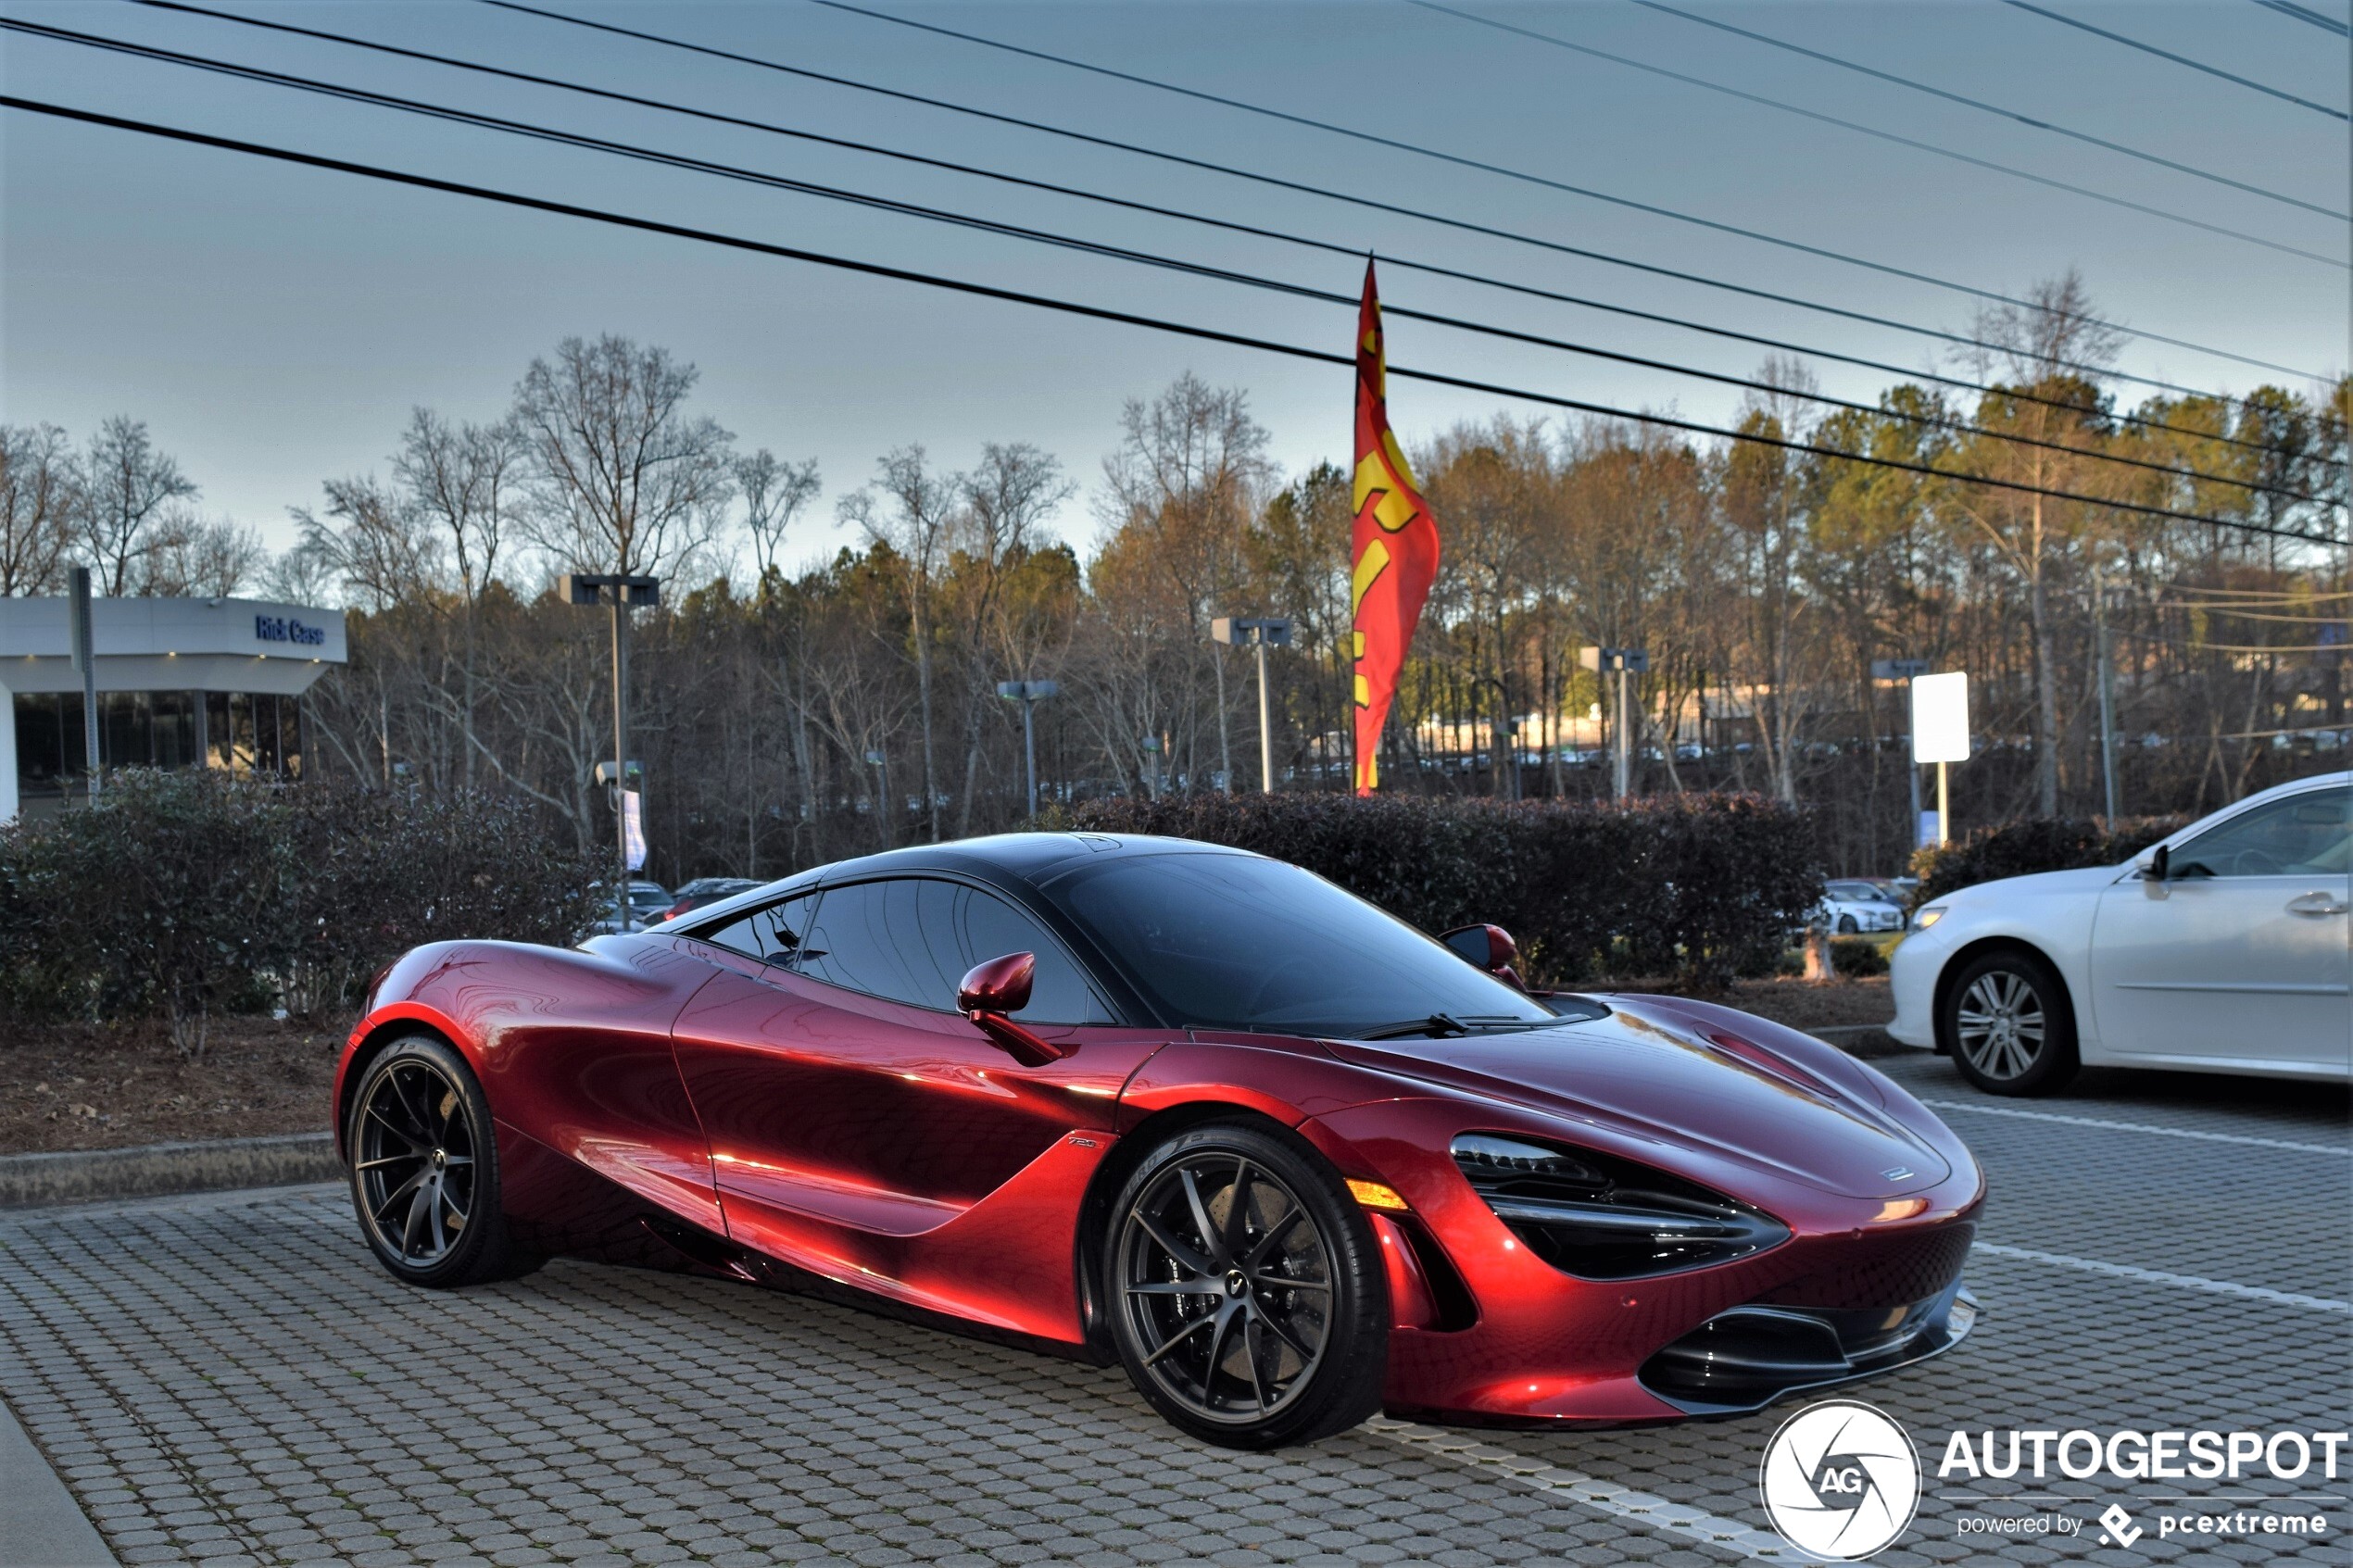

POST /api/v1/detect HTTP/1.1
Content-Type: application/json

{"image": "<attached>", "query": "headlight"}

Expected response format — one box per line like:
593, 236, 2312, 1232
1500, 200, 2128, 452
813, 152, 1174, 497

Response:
1912, 905, 1947, 929
1451, 1134, 1789, 1279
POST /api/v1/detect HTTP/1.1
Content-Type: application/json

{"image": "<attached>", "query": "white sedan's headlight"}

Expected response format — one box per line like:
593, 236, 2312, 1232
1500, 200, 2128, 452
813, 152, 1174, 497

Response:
1913, 905, 1948, 930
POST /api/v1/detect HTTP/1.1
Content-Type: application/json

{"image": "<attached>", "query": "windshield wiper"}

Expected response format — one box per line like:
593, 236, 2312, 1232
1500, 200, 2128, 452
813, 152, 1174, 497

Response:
1356, 1013, 1468, 1040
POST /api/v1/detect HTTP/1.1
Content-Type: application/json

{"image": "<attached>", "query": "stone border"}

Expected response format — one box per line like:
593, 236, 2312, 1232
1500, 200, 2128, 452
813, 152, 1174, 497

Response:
0, 1132, 339, 1210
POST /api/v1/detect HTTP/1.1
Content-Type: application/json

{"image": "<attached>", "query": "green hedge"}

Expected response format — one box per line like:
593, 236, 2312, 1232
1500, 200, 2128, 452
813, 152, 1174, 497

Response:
1908, 814, 2186, 909
0, 771, 598, 1053
1042, 792, 1822, 991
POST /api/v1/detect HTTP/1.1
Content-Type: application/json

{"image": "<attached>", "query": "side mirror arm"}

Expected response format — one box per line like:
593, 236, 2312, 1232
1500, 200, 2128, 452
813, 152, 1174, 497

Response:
967, 1010, 1068, 1067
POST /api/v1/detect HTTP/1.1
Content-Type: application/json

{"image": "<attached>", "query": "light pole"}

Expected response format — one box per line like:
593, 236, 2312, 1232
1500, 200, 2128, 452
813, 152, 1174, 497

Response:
1872, 659, 1931, 848
1211, 617, 1295, 793
1579, 646, 1649, 802
2093, 565, 2120, 822
561, 572, 661, 932
68, 566, 98, 801
996, 679, 1059, 817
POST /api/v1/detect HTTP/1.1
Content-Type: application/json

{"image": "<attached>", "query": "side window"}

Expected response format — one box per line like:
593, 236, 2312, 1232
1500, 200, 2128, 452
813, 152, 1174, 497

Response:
912, 879, 1114, 1024
697, 891, 817, 965
796, 881, 933, 1006
2173, 787, 2351, 879
798, 877, 1112, 1022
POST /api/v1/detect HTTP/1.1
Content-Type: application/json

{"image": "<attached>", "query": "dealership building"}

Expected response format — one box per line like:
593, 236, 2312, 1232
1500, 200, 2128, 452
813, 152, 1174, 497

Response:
0, 595, 347, 824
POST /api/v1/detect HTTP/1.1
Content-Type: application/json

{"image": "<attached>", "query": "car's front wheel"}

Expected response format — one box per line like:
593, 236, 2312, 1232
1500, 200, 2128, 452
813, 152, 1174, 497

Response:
347, 1035, 541, 1287
1105, 1123, 1387, 1449
1941, 949, 2080, 1097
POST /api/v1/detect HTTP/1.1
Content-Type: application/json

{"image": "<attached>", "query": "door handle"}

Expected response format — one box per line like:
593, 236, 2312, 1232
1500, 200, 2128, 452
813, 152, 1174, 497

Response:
2286, 891, 2350, 917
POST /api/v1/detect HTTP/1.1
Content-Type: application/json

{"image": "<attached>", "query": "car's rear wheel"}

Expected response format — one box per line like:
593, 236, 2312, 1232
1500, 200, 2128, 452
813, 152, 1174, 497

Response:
347, 1035, 541, 1287
1105, 1123, 1387, 1449
1836, 913, 1859, 935
1941, 950, 2079, 1097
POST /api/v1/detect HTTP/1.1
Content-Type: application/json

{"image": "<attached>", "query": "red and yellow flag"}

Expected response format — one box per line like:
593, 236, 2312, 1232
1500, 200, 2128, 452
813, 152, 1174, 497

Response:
1350, 261, 1440, 795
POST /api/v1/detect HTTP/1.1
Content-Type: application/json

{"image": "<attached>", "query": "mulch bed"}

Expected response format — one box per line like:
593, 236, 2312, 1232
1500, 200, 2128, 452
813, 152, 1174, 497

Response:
0, 1016, 348, 1156
0, 977, 1895, 1158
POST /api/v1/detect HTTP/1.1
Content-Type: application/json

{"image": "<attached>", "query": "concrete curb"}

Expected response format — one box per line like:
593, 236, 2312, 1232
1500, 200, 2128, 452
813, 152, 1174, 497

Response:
0, 1132, 339, 1210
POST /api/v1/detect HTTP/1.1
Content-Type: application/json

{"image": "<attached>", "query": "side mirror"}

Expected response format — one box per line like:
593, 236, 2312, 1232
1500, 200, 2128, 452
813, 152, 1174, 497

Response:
2141, 844, 2170, 882
1440, 923, 1527, 991
956, 952, 1067, 1066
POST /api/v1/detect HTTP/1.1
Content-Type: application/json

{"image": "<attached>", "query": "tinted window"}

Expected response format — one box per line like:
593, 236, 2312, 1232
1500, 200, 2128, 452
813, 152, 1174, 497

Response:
910, 880, 1112, 1023
2173, 787, 2351, 878
1046, 852, 1555, 1035
698, 891, 817, 964
797, 878, 1109, 1022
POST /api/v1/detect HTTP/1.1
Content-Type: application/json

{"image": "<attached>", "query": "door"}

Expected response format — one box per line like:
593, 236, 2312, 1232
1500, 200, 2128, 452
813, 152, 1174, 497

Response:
2093, 784, 2352, 1071
670, 876, 1163, 1250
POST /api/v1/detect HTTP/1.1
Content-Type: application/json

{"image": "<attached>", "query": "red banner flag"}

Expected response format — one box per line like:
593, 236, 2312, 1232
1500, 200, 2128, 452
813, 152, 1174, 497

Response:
1350, 260, 1440, 795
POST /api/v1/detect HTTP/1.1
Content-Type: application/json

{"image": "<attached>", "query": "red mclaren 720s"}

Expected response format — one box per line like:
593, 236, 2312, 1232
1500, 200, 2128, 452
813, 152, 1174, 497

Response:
338, 833, 1982, 1449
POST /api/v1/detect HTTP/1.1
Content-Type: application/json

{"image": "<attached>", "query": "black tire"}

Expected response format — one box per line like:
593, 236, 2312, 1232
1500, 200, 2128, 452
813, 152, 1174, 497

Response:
1104, 1123, 1388, 1449
346, 1035, 542, 1287
1836, 914, 1859, 935
1940, 949, 2080, 1097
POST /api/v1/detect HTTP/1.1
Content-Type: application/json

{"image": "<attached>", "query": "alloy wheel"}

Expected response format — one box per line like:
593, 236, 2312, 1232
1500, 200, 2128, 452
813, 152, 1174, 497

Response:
1956, 970, 2045, 1082
1115, 1154, 1333, 1426
354, 1058, 477, 1266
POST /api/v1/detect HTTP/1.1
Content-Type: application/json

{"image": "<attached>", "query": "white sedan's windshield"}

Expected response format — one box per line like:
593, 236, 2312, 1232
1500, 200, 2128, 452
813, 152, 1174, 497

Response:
1047, 853, 1556, 1035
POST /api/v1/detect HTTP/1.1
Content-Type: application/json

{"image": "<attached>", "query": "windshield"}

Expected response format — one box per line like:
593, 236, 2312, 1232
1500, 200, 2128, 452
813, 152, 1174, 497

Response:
1047, 852, 1557, 1036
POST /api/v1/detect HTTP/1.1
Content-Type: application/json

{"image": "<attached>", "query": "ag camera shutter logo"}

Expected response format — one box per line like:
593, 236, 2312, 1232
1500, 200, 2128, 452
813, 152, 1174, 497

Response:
1759, 1399, 1922, 1559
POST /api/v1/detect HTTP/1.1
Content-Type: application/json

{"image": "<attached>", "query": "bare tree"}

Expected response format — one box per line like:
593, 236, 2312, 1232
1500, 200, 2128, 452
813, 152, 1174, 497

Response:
736, 449, 822, 580
78, 416, 196, 594
0, 422, 78, 595
142, 514, 267, 596
839, 445, 959, 842
511, 335, 735, 579
396, 408, 526, 787
950, 443, 1075, 827
1099, 373, 1274, 791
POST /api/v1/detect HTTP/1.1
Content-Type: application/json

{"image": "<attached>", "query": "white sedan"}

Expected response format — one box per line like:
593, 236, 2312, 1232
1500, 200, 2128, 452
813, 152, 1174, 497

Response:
1890, 771, 2351, 1095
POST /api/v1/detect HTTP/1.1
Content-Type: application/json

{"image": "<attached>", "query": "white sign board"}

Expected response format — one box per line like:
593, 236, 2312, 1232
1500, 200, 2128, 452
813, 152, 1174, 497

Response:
623, 789, 648, 871
1911, 671, 1970, 764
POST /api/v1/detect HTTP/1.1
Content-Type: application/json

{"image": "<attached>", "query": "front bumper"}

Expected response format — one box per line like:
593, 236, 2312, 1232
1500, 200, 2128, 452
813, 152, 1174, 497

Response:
1305, 1099, 1984, 1427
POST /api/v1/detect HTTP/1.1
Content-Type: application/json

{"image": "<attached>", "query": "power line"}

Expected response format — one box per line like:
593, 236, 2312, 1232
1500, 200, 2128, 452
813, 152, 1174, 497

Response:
801, 0, 2351, 330
98, 0, 2312, 462
452, 0, 2330, 388
22, 19, 2321, 505
1998, 1, 2347, 121
1412, 0, 2344, 262
2247, 0, 2351, 36
1625, 0, 2347, 222
5, 93, 2338, 548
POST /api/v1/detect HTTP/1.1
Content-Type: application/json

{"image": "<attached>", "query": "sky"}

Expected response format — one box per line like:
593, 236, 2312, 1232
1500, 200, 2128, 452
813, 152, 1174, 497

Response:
3, 0, 2347, 580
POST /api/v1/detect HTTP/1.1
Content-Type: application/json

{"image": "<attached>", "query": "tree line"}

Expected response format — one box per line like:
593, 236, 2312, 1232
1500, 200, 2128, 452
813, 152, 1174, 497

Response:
4, 278, 2345, 881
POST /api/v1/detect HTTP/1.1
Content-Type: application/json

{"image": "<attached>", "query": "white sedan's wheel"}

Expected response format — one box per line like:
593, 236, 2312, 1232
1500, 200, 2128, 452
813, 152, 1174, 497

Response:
1940, 950, 2079, 1097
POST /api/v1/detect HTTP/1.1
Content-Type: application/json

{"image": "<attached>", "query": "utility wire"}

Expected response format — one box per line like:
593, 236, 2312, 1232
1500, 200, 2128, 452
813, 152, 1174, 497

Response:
2247, 0, 2351, 36
23, 18, 2320, 504
1998, 1, 2347, 120
101, 0, 2310, 461
5, 93, 2338, 547
802, 0, 2350, 331
1413, 0, 2344, 261
1625, 0, 2347, 222
453, 0, 2328, 389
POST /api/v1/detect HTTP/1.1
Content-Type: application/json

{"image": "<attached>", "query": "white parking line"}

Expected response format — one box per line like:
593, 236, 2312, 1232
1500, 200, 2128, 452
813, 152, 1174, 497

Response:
1366, 1419, 1816, 1562
1973, 1243, 2353, 1314
1920, 1099, 2348, 1157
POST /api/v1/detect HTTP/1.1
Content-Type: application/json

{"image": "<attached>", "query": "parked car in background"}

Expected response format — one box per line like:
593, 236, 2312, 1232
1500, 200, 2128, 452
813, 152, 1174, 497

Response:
661, 877, 761, 922
1891, 771, 2351, 1095
1817, 880, 1906, 934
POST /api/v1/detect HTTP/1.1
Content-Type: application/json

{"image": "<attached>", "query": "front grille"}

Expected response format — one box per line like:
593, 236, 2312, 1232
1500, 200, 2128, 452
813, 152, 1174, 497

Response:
1640, 1283, 1973, 1413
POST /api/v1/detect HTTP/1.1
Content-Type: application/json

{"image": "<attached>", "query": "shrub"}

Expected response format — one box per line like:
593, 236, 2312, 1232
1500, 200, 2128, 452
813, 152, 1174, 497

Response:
1830, 935, 1891, 978
1039, 791, 1822, 992
0, 771, 598, 1052
1908, 814, 2187, 909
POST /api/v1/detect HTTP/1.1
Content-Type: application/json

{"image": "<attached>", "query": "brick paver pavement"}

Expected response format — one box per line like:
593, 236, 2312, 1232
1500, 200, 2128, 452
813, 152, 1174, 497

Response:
2, 1048, 2346, 1566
